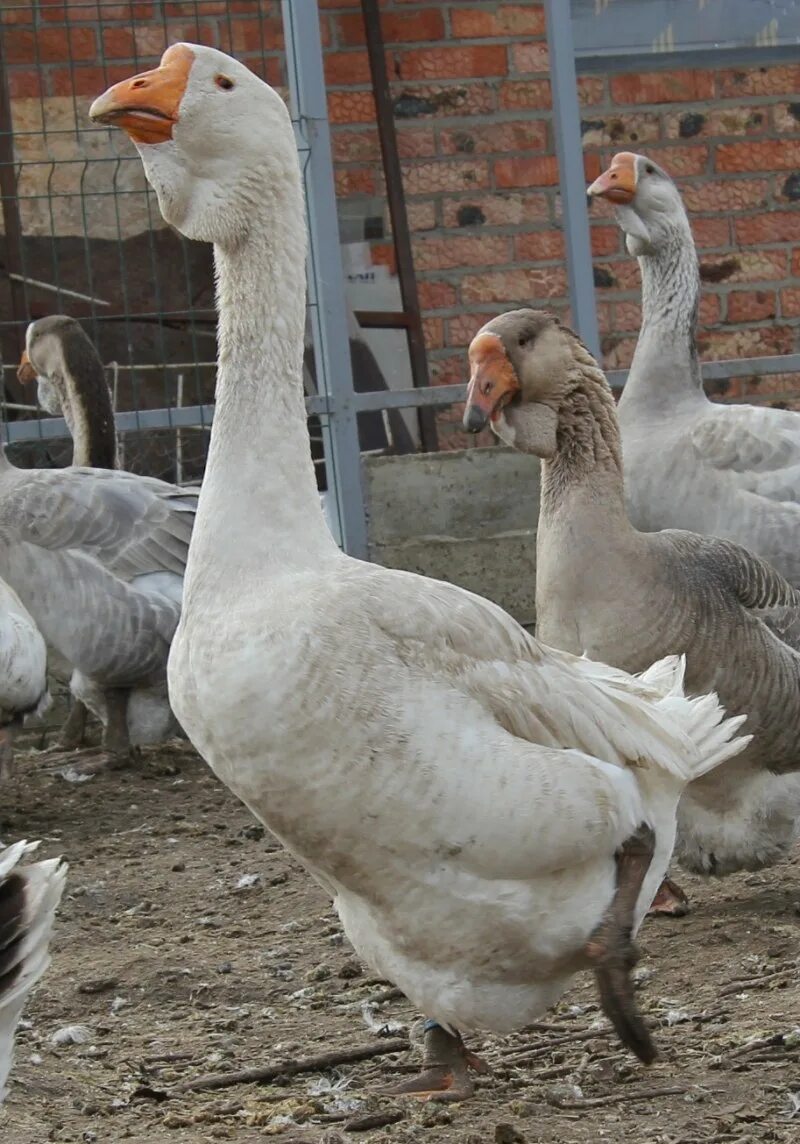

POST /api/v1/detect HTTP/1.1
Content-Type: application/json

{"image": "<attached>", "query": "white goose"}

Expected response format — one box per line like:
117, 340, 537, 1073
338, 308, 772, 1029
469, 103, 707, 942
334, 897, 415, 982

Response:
588, 152, 800, 587
0, 840, 67, 1104
90, 45, 749, 1098
0, 584, 48, 780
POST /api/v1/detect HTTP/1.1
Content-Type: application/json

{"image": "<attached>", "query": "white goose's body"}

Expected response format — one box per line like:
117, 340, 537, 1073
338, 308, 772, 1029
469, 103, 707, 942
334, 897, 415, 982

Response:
588, 152, 800, 587
11, 315, 198, 751
92, 46, 748, 1073
0, 581, 48, 776
0, 840, 66, 1103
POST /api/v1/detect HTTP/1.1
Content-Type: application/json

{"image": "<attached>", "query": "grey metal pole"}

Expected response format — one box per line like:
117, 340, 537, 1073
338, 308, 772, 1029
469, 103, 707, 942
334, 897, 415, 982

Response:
545, 0, 600, 359
282, 0, 369, 559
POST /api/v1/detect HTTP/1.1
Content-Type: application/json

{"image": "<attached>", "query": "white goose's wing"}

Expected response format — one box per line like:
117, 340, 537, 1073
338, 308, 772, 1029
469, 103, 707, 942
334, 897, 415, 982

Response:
0, 841, 67, 1104
368, 565, 747, 787
690, 403, 800, 505
0, 466, 198, 579
0, 581, 47, 716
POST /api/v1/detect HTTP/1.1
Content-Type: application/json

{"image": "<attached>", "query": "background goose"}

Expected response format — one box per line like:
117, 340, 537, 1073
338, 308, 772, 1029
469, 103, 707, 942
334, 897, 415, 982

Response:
91, 43, 748, 1097
0, 839, 66, 1104
0, 456, 196, 765
587, 152, 800, 587
463, 309, 800, 915
0, 583, 48, 779
18, 315, 117, 470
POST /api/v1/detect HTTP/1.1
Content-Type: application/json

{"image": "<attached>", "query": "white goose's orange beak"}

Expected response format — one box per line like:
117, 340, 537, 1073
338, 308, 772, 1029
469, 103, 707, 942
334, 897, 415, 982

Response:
587, 151, 638, 205
17, 349, 36, 385
463, 332, 521, 433
89, 43, 194, 144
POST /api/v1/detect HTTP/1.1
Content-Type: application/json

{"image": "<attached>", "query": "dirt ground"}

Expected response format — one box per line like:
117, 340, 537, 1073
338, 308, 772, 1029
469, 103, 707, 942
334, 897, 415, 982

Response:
2, 741, 798, 1144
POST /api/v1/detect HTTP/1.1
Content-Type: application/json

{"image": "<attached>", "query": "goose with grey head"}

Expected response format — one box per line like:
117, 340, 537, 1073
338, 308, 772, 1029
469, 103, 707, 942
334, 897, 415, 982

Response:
0, 839, 66, 1104
464, 308, 800, 915
0, 348, 196, 766
587, 151, 800, 587
89, 44, 749, 1096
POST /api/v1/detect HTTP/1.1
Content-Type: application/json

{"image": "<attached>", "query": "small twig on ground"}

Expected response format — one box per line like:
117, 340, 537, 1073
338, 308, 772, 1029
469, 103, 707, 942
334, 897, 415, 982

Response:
344, 1110, 404, 1132
720, 965, 796, 996
175, 1038, 410, 1093
503, 1019, 657, 1064
548, 1084, 689, 1110
142, 1052, 196, 1064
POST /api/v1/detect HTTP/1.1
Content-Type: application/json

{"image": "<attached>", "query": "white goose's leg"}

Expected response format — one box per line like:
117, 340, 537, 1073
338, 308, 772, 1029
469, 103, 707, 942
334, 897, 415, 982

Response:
0, 725, 15, 780
56, 699, 89, 750
584, 823, 657, 1065
386, 1021, 490, 1103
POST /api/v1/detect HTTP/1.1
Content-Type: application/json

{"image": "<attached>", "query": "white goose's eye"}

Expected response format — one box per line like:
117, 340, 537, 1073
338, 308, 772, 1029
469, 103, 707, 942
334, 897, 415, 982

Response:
215, 75, 235, 91
644, 163, 655, 175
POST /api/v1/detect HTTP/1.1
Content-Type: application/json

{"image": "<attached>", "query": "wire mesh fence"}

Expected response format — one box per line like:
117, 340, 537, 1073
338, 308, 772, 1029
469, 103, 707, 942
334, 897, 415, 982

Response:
0, 0, 292, 481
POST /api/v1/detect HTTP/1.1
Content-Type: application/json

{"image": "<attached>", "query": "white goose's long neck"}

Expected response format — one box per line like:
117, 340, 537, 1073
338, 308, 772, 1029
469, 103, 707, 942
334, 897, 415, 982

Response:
190, 180, 338, 576
620, 213, 707, 418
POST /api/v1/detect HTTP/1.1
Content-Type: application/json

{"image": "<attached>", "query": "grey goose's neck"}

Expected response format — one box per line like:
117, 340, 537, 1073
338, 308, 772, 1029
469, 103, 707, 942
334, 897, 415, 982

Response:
59, 331, 118, 468
198, 184, 339, 572
540, 344, 632, 534
621, 216, 706, 416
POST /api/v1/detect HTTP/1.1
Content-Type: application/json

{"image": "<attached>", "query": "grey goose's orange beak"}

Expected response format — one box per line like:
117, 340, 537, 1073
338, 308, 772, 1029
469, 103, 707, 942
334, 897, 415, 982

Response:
89, 43, 194, 144
463, 332, 521, 433
17, 349, 36, 385
587, 151, 638, 205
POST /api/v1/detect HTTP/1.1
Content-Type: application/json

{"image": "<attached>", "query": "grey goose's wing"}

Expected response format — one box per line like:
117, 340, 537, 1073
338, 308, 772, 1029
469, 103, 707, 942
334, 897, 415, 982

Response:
0, 466, 198, 579
689, 404, 800, 505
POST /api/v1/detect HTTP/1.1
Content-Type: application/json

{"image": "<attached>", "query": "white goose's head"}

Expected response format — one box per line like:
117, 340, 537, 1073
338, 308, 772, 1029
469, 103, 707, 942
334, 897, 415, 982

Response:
463, 309, 578, 457
587, 151, 688, 257
89, 43, 296, 248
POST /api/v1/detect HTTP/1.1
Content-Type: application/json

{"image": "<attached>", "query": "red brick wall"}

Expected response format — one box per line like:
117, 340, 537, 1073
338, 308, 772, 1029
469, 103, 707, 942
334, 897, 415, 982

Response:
6, 1, 800, 450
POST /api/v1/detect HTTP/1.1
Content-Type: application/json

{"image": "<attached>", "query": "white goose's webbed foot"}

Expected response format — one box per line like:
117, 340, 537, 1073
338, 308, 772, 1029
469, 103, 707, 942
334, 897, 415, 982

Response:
385, 1021, 489, 1102
585, 822, 658, 1066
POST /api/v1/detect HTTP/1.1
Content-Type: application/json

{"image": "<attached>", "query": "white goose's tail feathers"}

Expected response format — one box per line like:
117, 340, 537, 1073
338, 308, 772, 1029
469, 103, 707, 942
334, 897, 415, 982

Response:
0, 840, 67, 1104
638, 654, 751, 784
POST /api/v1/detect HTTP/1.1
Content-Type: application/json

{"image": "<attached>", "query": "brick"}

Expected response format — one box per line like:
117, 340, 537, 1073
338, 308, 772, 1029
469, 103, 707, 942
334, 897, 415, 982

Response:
734, 211, 800, 245
773, 102, 800, 133
499, 79, 551, 111
42, 1, 155, 18
707, 250, 788, 283
5, 25, 96, 63
681, 178, 770, 212
449, 5, 545, 38
335, 167, 377, 197
324, 50, 373, 87
514, 230, 565, 262
602, 336, 638, 370
418, 280, 458, 311
635, 144, 709, 177
164, 1, 230, 13
592, 259, 644, 291
726, 289, 777, 323
590, 225, 621, 257
581, 112, 661, 149
663, 106, 768, 140
395, 45, 508, 82
613, 301, 643, 332
791, 248, 800, 277
442, 191, 551, 228
406, 200, 437, 231
577, 76, 605, 106
336, 9, 445, 46
699, 294, 722, 326
402, 159, 490, 195
439, 119, 547, 156
716, 139, 800, 173
446, 312, 497, 349
328, 89, 376, 124
698, 325, 795, 359
393, 82, 496, 120
461, 266, 568, 304
511, 41, 549, 75
430, 352, 467, 386
423, 317, 445, 351
780, 287, 800, 316
716, 64, 800, 98
412, 234, 512, 272
370, 242, 397, 275
332, 128, 379, 164
690, 216, 731, 249
495, 155, 559, 188
49, 66, 122, 97
6, 70, 42, 98
231, 14, 285, 53
396, 127, 437, 158
610, 70, 714, 105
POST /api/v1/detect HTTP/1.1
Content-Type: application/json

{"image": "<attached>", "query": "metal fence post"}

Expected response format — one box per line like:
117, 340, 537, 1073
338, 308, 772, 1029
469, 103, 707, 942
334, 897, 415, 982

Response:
282, 0, 369, 559
545, 0, 600, 359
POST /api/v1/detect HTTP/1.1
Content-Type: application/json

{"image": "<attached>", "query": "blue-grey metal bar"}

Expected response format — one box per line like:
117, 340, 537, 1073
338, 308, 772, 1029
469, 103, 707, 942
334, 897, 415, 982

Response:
545, 0, 600, 359
282, 0, 369, 559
